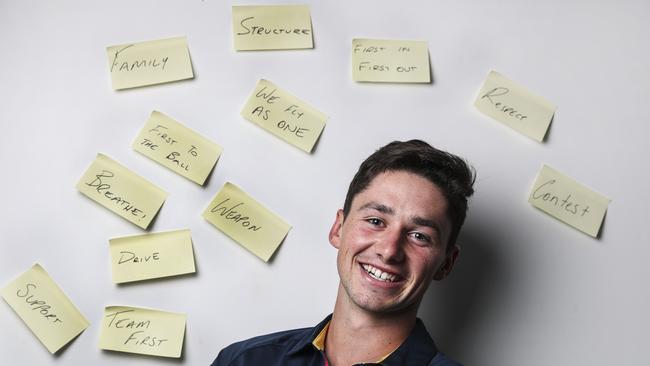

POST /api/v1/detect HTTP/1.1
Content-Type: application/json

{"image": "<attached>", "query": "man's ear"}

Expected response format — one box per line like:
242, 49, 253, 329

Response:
328, 209, 345, 249
433, 244, 460, 281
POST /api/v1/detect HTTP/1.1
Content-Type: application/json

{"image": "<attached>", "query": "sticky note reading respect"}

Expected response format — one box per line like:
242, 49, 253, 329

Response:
133, 111, 223, 185
352, 38, 431, 83
1, 264, 89, 354
474, 70, 555, 142
529, 165, 610, 237
99, 306, 186, 358
202, 182, 291, 262
76, 153, 167, 229
107, 36, 194, 90
232, 5, 313, 50
241, 79, 327, 153
109, 229, 196, 284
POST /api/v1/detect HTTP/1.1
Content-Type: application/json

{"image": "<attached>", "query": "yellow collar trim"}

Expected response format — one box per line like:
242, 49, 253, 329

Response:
312, 320, 393, 362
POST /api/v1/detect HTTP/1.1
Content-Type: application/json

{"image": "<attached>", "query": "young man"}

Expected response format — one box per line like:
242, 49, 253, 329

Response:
213, 140, 475, 366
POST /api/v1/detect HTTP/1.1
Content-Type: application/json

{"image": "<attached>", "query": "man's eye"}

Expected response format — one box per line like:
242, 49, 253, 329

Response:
366, 218, 383, 226
410, 232, 431, 244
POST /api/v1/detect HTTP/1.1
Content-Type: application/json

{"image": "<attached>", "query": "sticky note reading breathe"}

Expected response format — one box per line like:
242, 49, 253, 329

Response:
232, 5, 313, 50
241, 79, 327, 153
133, 111, 223, 185
352, 38, 431, 83
1, 264, 89, 354
99, 306, 186, 358
202, 182, 291, 262
109, 229, 196, 284
474, 70, 555, 142
107, 36, 194, 90
529, 165, 610, 237
76, 153, 167, 229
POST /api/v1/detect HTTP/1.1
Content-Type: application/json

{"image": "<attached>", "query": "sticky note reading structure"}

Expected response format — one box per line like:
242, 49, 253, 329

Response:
203, 182, 291, 262
76, 153, 167, 229
133, 111, 223, 185
352, 38, 431, 83
107, 36, 194, 90
99, 306, 186, 358
474, 70, 555, 142
109, 229, 196, 284
529, 165, 610, 237
241, 79, 327, 153
1, 264, 89, 354
232, 5, 313, 50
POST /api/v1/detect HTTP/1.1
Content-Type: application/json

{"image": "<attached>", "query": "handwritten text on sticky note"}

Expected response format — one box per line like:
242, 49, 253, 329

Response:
352, 38, 431, 83
232, 5, 313, 50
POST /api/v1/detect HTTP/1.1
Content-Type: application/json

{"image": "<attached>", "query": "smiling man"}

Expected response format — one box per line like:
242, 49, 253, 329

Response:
213, 140, 475, 366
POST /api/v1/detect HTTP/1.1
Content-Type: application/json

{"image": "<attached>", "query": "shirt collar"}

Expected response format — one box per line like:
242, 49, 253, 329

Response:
287, 314, 333, 356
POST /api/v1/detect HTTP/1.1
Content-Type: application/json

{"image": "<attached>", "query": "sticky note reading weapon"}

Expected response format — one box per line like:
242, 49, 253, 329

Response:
133, 111, 223, 185
76, 153, 167, 229
1, 264, 89, 354
99, 305, 186, 358
232, 5, 313, 50
352, 38, 431, 83
202, 182, 291, 262
529, 165, 610, 237
474, 70, 555, 142
241, 79, 327, 153
109, 229, 196, 284
107, 36, 194, 90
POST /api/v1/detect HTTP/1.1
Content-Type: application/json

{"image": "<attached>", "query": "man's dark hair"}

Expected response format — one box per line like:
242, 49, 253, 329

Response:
343, 140, 475, 249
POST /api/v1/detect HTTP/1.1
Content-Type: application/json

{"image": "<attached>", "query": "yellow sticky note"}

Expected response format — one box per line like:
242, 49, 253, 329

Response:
529, 165, 610, 237
76, 153, 167, 229
202, 182, 291, 262
474, 70, 556, 142
352, 38, 431, 83
241, 79, 327, 153
109, 229, 196, 284
133, 111, 223, 185
107, 36, 194, 90
1, 264, 89, 354
99, 305, 186, 358
232, 5, 313, 50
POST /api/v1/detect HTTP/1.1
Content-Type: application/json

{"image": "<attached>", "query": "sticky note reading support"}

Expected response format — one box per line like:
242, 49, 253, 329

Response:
474, 70, 555, 142
107, 36, 194, 90
529, 165, 610, 237
202, 182, 291, 262
232, 5, 313, 50
76, 153, 167, 229
99, 305, 186, 358
1, 264, 89, 354
133, 111, 223, 185
352, 38, 431, 83
241, 79, 327, 153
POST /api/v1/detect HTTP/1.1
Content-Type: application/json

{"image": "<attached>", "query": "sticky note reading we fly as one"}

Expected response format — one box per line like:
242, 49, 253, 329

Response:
203, 182, 291, 262
1, 264, 89, 354
352, 38, 431, 83
529, 165, 611, 237
232, 5, 313, 50
76, 153, 167, 229
107, 36, 194, 90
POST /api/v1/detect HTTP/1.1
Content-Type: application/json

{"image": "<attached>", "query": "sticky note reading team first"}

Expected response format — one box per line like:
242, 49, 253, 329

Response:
529, 165, 610, 237
203, 182, 291, 262
232, 5, 313, 50
352, 38, 431, 83
107, 36, 194, 90
1, 264, 89, 354
76, 153, 167, 229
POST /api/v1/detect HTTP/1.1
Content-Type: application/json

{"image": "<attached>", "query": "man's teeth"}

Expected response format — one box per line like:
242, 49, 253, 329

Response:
362, 264, 397, 282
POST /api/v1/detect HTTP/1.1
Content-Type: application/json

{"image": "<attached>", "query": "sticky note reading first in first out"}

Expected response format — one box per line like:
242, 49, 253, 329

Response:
352, 38, 431, 83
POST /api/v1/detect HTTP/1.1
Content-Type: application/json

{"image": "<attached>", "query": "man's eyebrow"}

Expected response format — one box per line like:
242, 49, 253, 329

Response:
358, 202, 394, 215
412, 216, 441, 233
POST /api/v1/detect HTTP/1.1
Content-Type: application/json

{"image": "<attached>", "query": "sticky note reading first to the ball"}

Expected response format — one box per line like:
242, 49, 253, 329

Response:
352, 38, 431, 83
202, 182, 291, 262
1, 264, 89, 354
529, 165, 610, 237
232, 5, 313, 50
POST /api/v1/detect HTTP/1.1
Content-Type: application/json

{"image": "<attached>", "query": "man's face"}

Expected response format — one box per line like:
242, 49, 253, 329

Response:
329, 170, 458, 315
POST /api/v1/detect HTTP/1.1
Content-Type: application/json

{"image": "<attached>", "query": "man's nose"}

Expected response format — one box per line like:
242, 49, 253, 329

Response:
375, 227, 405, 263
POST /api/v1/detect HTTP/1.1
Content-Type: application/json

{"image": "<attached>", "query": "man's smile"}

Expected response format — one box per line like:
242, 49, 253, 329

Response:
360, 263, 402, 283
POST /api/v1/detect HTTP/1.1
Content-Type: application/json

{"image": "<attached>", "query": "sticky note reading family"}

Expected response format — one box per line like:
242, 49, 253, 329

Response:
232, 5, 313, 50
474, 70, 555, 142
241, 79, 327, 153
107, 36, 193, 90
133, 111, 223, 185
352, 39, 430, 83
1, 264, 89, 354
203, 182, 290, 262
99, 306, 186, 358
529, 165, 610, 237
76, 153, 167, 229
